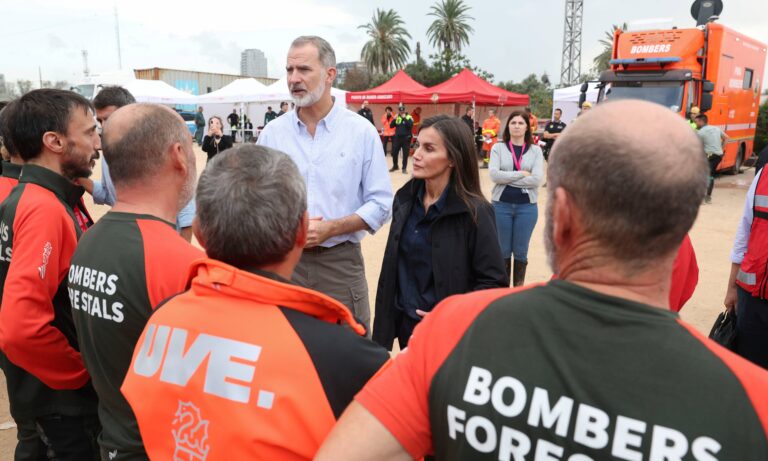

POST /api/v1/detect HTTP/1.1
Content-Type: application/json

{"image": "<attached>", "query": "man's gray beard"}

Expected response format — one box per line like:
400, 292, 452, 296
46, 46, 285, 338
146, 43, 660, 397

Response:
292, 79, 326, 108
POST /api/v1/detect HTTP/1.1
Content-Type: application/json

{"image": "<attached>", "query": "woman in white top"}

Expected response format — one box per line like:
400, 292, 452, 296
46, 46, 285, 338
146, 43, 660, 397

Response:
489, 111, 544, 286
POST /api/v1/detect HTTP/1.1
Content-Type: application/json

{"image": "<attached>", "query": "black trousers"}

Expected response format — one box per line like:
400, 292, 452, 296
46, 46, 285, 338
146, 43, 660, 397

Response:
394, 309, 422, 349
15, 414, 100, 461
392, 136, 411, 169
381, 136, 392, 155
736, 286, 768, 370
707, 154, 722, 197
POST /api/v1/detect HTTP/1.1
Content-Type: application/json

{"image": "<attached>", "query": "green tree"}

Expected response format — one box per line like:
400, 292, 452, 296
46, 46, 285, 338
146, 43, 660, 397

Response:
404, 52, 493, 88
340, 67, 372, 92
426, 0, 474, 69
500, 73, 553, 118
359, 9, 412, 74
592, 23, 627, 74
756, 100, 768, 154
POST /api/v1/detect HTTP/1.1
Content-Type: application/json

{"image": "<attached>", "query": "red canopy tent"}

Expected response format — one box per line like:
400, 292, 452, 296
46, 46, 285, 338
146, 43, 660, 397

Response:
411, 68, 529, 106
346, 70, 427, 105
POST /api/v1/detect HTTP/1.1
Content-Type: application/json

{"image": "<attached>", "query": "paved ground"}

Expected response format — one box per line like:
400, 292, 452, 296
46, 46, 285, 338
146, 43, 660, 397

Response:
0, 145, 754, 456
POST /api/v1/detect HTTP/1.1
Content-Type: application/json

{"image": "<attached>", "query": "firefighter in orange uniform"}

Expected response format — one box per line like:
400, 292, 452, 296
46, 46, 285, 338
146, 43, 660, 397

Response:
122, 145, 389, 461
481, 109, 501, 167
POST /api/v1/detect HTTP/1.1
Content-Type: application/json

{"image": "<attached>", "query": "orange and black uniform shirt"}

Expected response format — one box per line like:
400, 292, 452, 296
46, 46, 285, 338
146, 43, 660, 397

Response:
0, 161, 91, 230
122, 259, 389, 460
0, 161, 22, 202
0, 164, 97, 421
357, 280, 768, 460
68, 212, 203, 460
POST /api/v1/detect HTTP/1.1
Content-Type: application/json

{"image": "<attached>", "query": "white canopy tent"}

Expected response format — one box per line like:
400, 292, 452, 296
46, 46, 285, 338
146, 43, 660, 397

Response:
552, 83, 600, 125
122, 79, 199, 105
195, 78, 271, 104
196, 78, 273, 142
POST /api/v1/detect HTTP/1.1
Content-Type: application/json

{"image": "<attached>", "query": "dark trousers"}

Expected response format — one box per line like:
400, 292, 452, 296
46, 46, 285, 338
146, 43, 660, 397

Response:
392, 136, 411, 170
15, 414, 100, 461
394, 309, 421, 349
736, 286, 768, 369
381, 136, 392, 155
707, 154, 722, 197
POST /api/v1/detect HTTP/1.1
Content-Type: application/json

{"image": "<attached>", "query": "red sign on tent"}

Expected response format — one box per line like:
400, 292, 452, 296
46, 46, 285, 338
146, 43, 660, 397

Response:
346, 70, 427, 105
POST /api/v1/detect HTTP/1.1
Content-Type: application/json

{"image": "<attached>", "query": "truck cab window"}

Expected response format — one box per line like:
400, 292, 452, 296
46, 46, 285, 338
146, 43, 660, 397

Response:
598, 81, 684, 111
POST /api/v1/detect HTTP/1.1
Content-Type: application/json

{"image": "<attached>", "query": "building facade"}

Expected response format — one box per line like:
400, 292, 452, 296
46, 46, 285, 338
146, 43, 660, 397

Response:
241, 49, 268, 78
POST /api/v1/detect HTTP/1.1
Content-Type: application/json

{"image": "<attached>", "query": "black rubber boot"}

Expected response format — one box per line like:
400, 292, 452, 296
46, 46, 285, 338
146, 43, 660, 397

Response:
504, 258, 512, 286
513, 260, 528, 287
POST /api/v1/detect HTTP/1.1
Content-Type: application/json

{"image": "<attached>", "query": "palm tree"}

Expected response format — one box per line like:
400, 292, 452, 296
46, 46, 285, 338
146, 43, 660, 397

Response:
592, 23, 628, 73
426, 0, 474, 68
359, 9, 412, 75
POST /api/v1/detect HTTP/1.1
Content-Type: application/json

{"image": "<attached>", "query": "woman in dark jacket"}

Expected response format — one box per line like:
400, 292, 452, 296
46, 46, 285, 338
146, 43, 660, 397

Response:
372, 115, 508, 350
202, 116, 233, 163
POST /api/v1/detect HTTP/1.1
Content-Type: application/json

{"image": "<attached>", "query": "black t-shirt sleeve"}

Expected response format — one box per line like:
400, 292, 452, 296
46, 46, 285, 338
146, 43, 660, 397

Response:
279, 307, 389, 418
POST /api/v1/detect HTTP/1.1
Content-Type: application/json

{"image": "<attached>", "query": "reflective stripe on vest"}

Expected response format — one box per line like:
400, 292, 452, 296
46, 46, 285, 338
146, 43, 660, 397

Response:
737, 269, 757, 286
756, 195, 768, 208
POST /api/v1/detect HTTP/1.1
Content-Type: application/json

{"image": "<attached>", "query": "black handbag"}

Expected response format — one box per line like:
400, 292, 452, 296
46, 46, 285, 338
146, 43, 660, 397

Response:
708, 310, 738, 351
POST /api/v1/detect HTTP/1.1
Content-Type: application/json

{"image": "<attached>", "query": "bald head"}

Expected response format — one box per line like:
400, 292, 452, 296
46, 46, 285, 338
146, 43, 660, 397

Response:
547, 100, 708, 270
102, 104, 190, 187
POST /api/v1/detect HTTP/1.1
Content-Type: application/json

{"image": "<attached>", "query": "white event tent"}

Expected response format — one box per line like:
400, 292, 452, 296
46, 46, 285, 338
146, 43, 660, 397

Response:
195, 78, 273, 141
552, 83, 600, 125
123, 79, 199, 105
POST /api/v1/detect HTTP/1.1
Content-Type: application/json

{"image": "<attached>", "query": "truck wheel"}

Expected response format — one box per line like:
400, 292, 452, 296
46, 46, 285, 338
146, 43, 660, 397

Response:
730, 147, 744, 175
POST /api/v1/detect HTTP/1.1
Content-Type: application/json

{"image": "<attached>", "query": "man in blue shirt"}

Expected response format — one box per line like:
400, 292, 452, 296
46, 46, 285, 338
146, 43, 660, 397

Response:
258, 36, 392, 332
78, 86, 196, 241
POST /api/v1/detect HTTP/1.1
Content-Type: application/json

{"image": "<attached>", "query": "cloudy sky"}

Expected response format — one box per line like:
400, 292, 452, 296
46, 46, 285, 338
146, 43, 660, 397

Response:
2, 0, 767, 89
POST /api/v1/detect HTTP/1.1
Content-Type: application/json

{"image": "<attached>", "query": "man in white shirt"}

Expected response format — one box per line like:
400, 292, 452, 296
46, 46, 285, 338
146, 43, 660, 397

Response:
257, 36, 393, 332
724, 167, 768, 369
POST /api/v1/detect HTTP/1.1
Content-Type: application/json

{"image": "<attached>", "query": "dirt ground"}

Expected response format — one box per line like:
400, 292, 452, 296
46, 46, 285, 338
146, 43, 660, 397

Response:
0, 145, 754, 456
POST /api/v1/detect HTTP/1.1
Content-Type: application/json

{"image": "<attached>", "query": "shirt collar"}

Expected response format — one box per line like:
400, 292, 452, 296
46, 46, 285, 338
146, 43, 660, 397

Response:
1, 161, 22, 180
416, 180, 450, 213
293, 97, 340, 134
19, 164, 84, 209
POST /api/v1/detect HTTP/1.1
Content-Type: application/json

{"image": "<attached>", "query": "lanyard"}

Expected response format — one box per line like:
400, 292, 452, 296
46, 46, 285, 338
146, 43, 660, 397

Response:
508, 142, 526, 171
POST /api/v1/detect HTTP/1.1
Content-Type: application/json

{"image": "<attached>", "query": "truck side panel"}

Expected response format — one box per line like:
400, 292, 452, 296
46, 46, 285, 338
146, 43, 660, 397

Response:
705, 24, 767, 171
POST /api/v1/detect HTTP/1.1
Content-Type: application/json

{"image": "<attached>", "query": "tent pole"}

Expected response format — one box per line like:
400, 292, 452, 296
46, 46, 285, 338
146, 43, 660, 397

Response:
240, 102, 245, 143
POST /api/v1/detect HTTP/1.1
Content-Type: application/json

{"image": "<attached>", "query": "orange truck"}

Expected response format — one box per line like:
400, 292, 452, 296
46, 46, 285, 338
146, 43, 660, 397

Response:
592, 22, 767, 173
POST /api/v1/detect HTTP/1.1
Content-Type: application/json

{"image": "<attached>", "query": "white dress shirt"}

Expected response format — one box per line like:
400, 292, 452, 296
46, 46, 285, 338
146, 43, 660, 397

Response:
731, 169, 761, 264
258, 102, 393, 248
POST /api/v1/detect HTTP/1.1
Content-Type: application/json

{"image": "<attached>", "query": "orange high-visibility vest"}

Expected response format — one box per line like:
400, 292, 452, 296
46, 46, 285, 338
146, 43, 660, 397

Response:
481, 116, 501, 152
381, 113, 396, 136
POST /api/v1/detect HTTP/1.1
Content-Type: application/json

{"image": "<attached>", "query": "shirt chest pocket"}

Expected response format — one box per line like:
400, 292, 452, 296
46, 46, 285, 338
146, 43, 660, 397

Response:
321, 149, 361, 198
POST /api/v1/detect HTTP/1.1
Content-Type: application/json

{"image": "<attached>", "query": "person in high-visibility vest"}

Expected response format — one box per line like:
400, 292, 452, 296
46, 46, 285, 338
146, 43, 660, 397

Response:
726, 157, 768, 369
688, 106, 700, 130
380, 106, 396, 155
480, 109, 501, 168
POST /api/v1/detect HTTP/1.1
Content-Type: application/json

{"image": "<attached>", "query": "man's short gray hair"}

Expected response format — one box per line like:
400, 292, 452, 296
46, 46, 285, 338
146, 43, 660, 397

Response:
290, 35, 336, 69
196, 145, 307, 267
102, 104, 189, 187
